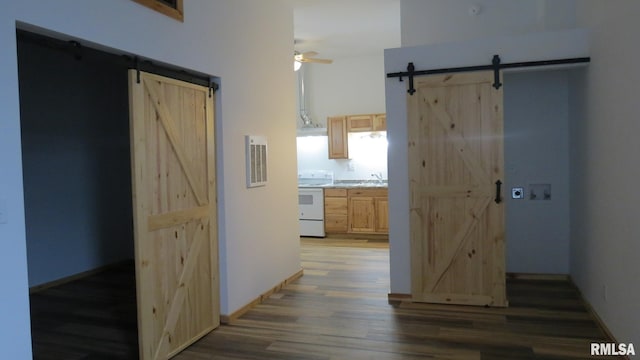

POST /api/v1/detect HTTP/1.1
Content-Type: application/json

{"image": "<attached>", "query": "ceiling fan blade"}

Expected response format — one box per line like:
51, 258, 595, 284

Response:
303, 58, 333, 64
294, 50, 333, 65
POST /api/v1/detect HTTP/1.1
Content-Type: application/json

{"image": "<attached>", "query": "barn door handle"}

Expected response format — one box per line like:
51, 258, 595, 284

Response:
495, 180, 503, 204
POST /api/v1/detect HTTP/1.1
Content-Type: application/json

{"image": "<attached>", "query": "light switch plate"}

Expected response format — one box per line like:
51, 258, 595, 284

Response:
511, 187, 524, 199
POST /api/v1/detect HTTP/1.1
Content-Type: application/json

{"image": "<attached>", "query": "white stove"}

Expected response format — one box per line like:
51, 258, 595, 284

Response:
298, 170, 333, 237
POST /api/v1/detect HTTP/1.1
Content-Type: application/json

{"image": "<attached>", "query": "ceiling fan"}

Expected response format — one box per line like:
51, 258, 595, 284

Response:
294, 51, 333, 71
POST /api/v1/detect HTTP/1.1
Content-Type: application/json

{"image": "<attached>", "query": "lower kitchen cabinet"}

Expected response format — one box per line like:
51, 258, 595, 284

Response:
324, 188, 348, 233
374, 197, 388, 233
348, 188, 388, 234
324, 187, 388, 235
348, 196, 376, 232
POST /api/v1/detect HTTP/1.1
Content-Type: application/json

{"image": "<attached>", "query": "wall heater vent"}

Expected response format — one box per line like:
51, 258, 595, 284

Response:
245, 135, 268, 188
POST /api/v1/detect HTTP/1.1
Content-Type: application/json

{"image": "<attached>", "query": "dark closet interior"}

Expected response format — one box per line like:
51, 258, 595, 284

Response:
18, 31, 138, 359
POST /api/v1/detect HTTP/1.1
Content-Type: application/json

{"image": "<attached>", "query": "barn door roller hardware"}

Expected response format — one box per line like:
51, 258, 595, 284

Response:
208, 78, 219, 98
387, 55, 590, 95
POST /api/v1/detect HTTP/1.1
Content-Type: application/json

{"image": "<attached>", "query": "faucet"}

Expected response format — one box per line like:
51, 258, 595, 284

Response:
371, 172, 384, 183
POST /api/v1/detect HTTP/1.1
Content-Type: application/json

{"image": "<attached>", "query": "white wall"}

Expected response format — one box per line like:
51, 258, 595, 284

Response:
0, 1, 299, 357
384, 29, 589, 293
571, 0, 640, 345
504, 71, 571, 274
302, 54, 387, 128
297, 134, 388, 181
401, 0, 576, 46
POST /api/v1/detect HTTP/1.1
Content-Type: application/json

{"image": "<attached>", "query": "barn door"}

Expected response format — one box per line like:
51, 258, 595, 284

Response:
408, 71, 507, 307
129, 70, 219, 359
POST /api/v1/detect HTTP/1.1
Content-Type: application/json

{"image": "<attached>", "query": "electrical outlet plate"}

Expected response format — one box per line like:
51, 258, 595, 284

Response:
529, 183, 551, 200
511, 187, 524, 199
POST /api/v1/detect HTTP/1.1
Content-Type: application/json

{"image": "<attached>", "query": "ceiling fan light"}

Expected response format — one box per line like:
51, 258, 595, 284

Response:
294, 60, 302, 71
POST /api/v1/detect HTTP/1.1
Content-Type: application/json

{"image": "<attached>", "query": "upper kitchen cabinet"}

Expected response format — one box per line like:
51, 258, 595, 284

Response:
347, 114, 374, 132
327, 113, 387, 159
327, 116, 349, 159
373, 114, 386, 131
346, 113, 387, 132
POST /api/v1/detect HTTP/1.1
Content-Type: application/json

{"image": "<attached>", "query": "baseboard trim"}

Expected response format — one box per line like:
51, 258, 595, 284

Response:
323, 233, 389, 241
387, 293, 411, 305
387, 273, 570, 305
29, 259, 134, 294
506, 272, 570, 281
220, 268, 304, 324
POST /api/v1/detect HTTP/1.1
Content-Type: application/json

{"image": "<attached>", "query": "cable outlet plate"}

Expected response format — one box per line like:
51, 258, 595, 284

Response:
511, 187, 524, 199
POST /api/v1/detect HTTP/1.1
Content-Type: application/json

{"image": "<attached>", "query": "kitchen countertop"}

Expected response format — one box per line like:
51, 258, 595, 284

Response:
299, 181, 388, 189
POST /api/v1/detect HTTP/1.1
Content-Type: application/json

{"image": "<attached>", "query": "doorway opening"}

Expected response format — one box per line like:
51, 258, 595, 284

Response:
18, 29, 138, 359
18, 29, 220, 359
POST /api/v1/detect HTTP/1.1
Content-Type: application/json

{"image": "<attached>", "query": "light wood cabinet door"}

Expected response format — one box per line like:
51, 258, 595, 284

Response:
327, 116, 348, 159
348, 196, 376, 233
374, 197, 388, 233
347, 114, 374, 132
373, 114, 386, 131
347, 188, 388, 234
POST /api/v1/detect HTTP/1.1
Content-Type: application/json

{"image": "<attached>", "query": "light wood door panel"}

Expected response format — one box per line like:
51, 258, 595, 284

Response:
129, 70, 219, 360
408, 71, 506, 307
347, 114, 374, 132
374, 198, 389, 233
327, 116, 348, 159
373, 114, 386, 131
348, 196, 375, 233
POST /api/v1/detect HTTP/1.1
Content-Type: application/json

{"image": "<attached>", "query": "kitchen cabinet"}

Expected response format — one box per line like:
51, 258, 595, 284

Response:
324, 188, 348, 233
373, 114, 386, 131
348, 188, 388, 234
324, 187, 388, 235
327, 113, 387, 160
327, 116, 348, 159
347, 114, 374, 132
374, 197, 388, 233
348, 195, 376, 232
346, 113, 387, 132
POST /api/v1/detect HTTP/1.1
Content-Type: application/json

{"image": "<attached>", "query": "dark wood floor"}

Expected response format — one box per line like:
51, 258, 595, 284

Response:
30, 238, 615, 359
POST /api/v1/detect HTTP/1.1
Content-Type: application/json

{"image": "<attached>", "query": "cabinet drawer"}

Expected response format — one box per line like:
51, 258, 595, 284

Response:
325, 197, 348, 216
325, 215, 348, 233
348, 188, 388, 198
325, 188, 347, 197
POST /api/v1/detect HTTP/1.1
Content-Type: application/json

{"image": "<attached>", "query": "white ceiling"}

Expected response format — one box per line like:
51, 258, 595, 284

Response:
292, 0, 401, 60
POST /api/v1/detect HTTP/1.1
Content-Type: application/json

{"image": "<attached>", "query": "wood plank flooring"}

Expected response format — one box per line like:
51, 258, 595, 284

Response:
30, 238, 615, 359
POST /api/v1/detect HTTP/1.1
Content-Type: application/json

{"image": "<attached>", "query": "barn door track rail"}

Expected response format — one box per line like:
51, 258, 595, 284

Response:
16, 30, 219, 96
387, 55, 590, 95
132, 56, 219, 97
